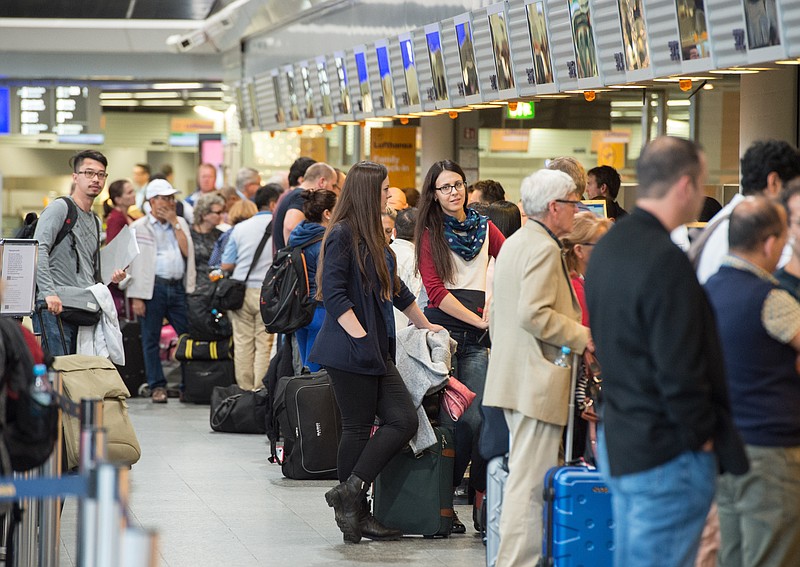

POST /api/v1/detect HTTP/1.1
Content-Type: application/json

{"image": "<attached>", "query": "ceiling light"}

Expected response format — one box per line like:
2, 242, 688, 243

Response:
703, 83, 715, 90
133, 92, 181, 99
608, 85, 647, 89
140, 100, 186, 107
152, 82, 204, 90
666, 100, 692, 107
100, 92, 134, 100
653, 76, 716, 82
534, 95, 571, 99
101, 100, 139, 107
775, 59, 800, 65
194, 105, 224, 119
468, 103, 504, 109
708, 68, 759, 75
610, 101, 645, 108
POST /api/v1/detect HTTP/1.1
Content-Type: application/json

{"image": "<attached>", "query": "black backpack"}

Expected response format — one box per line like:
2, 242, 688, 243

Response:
0, 319, 58, 473
260, 235, 323, 334
15, 196, 79, 249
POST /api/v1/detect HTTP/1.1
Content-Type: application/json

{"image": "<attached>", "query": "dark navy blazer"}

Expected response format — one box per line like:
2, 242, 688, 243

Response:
309, 222, 415, 375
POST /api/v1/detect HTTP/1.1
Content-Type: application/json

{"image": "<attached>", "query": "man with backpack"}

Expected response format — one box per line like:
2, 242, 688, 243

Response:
33, 150, 126, 355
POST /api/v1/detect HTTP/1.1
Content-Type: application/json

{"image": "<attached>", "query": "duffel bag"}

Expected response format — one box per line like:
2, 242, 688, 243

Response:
175, 334, 233, 361
209, 385, 267, 434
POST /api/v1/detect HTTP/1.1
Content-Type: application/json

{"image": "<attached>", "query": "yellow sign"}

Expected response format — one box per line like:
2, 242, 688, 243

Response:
597, 142, 625, 170
370, 127, 417, 189
489, 129, 530, 152
300, 137, 328, 163
170, 117, 215, 133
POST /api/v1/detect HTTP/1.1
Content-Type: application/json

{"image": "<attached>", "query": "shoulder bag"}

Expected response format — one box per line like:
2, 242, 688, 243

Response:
213, 220, 273, 311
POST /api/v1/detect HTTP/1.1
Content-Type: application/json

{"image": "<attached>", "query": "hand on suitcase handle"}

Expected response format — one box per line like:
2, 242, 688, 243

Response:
45, 295, 62, 315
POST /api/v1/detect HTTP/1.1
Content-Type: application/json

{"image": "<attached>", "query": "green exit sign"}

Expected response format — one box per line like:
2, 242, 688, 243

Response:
507, 101, 535, 120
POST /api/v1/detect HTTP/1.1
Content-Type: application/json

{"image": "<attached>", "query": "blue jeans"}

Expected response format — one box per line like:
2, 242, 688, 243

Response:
141, 279, 188, 390
597, 427, 716, 567
295, 306, 325, 372
444, 329, 489, 489
33, 302, 78, 356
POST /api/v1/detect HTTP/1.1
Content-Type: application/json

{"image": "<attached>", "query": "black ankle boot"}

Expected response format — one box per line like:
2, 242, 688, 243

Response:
359, 498, 402, 541
325, 475, 368, 544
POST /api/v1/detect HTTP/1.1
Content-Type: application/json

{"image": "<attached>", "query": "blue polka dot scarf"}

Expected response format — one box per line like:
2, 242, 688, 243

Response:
442, 208, 488, 261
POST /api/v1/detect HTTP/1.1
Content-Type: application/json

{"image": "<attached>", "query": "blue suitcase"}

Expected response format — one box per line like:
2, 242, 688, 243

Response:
540, 352, 614, 566
540, 465, 614, 566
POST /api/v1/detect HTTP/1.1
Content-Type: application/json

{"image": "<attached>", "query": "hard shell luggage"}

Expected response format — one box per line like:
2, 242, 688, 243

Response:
115, 319, 146, 397
373, 426, 455, 538
540, 354, 614, 567
485, 454, 509, 567
181, 359, 235, 404
273, 370, 341, 479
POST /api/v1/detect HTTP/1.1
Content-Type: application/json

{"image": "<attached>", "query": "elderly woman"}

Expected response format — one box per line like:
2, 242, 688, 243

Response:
191, 192, 226, 294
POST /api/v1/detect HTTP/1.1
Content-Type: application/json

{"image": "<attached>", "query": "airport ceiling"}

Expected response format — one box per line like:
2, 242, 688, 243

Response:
0, 0, 225, 20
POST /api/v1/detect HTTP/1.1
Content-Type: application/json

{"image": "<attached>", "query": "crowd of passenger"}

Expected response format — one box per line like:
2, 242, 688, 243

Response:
28, 138, 800, 566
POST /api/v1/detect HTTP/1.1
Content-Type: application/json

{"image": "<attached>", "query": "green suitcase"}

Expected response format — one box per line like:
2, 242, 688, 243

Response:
373, 426, 455, 537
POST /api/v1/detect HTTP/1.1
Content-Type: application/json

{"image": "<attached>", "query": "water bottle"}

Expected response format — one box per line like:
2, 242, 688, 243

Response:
553, 346, 571, 368
32, 363, 52, 407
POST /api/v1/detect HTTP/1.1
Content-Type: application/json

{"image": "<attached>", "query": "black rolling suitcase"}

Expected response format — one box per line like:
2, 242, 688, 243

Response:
182, 359, 235, 404
272, 370, 341, 479
540, 354, 614, 567
115, 319, 146, 397
373, 426, 455, 538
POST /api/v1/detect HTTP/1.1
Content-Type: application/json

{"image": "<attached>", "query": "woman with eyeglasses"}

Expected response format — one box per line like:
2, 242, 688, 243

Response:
311, 161, 443, 544
561, 210, 612, 463
415, 160, 506, 533
190, 192, 226, 294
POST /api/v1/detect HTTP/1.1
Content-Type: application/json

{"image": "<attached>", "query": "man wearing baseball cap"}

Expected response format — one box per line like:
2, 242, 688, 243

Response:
127, 179, 196, 403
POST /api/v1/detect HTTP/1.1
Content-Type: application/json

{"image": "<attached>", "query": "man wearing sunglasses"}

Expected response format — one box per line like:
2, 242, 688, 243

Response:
34, 149, 126, 355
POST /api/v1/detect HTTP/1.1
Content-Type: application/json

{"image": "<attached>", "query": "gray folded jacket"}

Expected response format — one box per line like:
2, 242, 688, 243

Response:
395, 326, 457, 454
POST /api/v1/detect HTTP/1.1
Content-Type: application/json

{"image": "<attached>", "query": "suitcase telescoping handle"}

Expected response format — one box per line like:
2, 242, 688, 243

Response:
564, 353, 580, 465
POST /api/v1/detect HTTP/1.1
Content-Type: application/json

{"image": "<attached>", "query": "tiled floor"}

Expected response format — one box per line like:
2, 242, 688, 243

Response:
58, 398, 486, 566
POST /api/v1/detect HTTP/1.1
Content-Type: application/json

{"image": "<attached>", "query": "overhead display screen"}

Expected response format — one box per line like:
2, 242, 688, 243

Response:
271, 74, 285, 124
376, 44, 396, 110
488, 9, 515, 90
455, 21, 480, 96
316, 59, 333, 118
400, 38, 421, 106
526, 1, 555, 85
334, 55, 351, 115
13, 85, 95, 136
426, 30, 448, 101
742, 0, 780, 49
568, 0, 599, 79
676, 0, 711, 60
354, 51, 373, 113
618, 0, 650, 70
0, 87, 9, 135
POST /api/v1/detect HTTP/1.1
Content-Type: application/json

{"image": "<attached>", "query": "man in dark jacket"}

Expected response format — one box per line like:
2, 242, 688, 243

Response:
585, 136, 748, 567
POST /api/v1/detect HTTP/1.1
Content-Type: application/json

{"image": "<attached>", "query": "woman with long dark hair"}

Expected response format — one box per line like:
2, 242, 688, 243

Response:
415, 160, 505, 532
310, 161, 443, 544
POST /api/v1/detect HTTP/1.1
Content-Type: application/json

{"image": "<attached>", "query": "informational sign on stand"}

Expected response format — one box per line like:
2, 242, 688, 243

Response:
370, 127, 417, 189
0, 239, 38, 317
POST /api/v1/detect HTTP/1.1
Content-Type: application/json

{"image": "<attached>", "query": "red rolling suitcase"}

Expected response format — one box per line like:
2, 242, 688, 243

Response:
539, 354, 615, 567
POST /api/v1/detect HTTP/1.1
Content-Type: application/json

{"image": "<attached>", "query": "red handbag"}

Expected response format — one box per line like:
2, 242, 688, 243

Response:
441, 376, 477, 421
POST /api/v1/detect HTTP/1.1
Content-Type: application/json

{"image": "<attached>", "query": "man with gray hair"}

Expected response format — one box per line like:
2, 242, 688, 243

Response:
547, 156, 587, 197
236, 167, 261, 201
272, 162, 337, 250
484, 168, 592, 566
586, 136, 748, 567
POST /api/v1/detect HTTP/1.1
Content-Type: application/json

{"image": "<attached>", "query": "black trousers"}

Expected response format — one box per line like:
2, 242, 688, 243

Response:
327, 361, 417, 484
